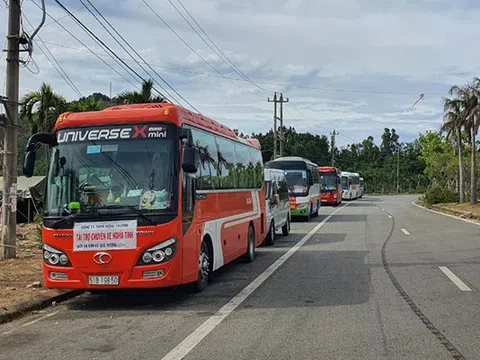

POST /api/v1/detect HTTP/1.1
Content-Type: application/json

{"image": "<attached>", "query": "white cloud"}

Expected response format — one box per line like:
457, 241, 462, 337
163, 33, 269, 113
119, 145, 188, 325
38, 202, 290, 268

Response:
1, 0, 479, 147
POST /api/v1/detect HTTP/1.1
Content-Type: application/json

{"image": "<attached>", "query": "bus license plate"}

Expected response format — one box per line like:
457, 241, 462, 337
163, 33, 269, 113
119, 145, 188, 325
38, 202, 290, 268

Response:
88, 276, 119, 286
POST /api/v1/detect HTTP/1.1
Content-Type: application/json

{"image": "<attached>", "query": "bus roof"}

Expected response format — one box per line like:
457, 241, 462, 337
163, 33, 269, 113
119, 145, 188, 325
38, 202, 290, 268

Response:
53, 103, 261, 149
268, 156, 318, 167
318, 166, 341, 173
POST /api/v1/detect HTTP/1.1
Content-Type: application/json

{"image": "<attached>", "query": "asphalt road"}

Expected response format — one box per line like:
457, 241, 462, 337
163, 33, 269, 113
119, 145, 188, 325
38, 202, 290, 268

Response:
1, 195, 479, 360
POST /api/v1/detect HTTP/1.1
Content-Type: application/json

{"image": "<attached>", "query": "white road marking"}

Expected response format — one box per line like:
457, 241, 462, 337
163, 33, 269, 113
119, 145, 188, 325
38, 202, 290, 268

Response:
439, 266, 472, 292
388, 215, 393, 219
161, 203, 350, 360
1, 311, 59, 336
401, 228, 410, 235
412, 201, 480, 227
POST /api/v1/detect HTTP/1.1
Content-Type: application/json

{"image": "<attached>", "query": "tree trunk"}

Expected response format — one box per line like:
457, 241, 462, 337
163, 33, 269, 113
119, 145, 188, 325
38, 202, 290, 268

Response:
458, 128, 465, 203
470, 127, 477, 205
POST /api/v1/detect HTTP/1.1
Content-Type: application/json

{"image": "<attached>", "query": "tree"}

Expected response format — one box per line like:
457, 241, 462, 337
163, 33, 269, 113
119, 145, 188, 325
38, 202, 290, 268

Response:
419, 131, 457, 188
117, 79, 165, 104
450, 80, 479, 204
69, 96, 105, 112
442, 97, 465, 202
20, 82, 67, 134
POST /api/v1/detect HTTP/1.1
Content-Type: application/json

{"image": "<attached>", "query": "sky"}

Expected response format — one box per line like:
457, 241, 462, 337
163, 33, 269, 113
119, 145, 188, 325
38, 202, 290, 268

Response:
1, 0, 480, 146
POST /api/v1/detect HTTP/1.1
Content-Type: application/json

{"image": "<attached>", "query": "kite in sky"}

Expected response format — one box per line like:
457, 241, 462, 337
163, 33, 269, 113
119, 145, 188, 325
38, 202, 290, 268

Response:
409, 93, 424, 110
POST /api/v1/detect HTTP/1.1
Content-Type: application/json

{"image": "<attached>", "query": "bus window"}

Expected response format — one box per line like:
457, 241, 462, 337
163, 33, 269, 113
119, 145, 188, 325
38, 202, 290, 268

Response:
249, 147, 264, 188
234, 142, 252, 189
191, 128, 219, 190
285, 170, 309, 196
216, 137, 237, 189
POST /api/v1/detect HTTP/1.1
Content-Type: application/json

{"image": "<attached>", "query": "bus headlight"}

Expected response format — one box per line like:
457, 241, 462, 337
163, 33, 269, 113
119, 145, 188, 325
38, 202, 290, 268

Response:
137, 238, 177, 266
43, 244, 71, 267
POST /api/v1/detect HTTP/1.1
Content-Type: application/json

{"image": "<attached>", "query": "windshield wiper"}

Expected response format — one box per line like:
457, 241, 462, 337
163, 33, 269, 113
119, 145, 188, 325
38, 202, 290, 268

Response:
48, 211, 99, 229
97, 205, 156, 225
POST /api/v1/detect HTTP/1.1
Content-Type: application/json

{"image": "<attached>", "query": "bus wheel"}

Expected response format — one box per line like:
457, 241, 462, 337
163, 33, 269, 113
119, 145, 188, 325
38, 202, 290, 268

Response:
313, 201, 319, 217
265, 221, 275, 246
244, 225, 256, 262
282, 216, 290, 236
194, 241, 211, 292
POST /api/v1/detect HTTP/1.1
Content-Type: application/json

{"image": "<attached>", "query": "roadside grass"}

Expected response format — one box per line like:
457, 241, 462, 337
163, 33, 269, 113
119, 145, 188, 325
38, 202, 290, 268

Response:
416, 196, 480, 224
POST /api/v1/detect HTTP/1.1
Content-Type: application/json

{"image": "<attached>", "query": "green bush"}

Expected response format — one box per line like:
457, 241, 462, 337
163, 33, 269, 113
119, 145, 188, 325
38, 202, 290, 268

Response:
33, 211, 43, 245
424, 187, 459, 205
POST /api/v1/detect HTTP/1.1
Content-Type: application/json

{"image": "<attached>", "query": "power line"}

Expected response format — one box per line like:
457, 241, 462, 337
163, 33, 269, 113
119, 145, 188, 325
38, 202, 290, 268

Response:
23, 14, 83, 98
53, 0, 171, 104
81, 0, 199, 111
142, 0, 261, 98
42, 0, 97, 27
75, 0, 176, 104
34, 40, 443, 98
168, 0, 267, 95
30, 0, 140, 90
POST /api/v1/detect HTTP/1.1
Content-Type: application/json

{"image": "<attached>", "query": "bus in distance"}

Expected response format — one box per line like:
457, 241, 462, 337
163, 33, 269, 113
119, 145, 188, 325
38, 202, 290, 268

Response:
341, 171, 360, 200
23, 103, 266, 292
266, 156, 321, 219
318, 166, 342, 205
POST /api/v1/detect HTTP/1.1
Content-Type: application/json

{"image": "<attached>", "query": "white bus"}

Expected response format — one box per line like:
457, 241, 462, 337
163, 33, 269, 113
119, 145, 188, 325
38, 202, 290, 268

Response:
266, 156, 321, 220
341, 172, 360, 200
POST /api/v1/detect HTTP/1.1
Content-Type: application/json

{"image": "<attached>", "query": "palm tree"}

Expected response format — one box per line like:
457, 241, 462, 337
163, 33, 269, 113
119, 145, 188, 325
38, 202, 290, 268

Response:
20, 82, 68, 134
442, 97, 465, 202
449, 82, 479, 204
69, 97, 104, 112
467, 77, 480, 204
117, 79, 166, 104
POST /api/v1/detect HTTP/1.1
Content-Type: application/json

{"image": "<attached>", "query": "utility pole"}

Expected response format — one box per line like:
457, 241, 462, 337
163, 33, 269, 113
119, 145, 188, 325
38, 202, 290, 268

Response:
268, 92, 289, 159
2, 0, 22, 259
396, 145, 400, 193
278, 93, 289, 157
268, 92, 278, 159
330, 129, 339, 167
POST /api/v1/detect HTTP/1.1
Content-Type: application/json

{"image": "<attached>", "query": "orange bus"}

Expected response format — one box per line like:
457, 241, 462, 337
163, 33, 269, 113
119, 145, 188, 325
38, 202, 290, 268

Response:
23, 103, 266, 292
318, 167, 342, 206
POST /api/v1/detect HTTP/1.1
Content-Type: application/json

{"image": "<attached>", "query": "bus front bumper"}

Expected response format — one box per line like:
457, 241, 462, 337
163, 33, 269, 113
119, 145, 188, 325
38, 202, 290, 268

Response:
42, 261, 182, 290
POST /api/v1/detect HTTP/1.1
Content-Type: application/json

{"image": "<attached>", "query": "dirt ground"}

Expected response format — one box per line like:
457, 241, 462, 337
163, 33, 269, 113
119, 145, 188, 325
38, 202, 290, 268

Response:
443, 203, 480, 217
431, 202, 480, 223
0, 223, 62, 317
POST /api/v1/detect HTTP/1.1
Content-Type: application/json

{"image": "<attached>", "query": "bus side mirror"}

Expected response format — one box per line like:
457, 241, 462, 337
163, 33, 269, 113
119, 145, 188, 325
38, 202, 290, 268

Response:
179, 128, 193, 146
23, 151, 37, 177
23, 132, 57, 178
182, 146, 199, 174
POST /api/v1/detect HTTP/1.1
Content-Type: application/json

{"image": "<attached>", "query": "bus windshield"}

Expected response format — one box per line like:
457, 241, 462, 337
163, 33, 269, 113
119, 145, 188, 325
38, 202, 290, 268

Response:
45, 125, 176, 218
341, 176, 349, 190
320, 171, 337, 192
285, 170, 308, 196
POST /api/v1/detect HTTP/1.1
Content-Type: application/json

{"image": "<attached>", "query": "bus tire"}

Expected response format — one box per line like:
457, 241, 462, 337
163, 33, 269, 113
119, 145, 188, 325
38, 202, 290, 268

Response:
193, 240, 211, 292
282, 216, 290, 236
265, 221, 275, 246
244, 225, 256, 262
